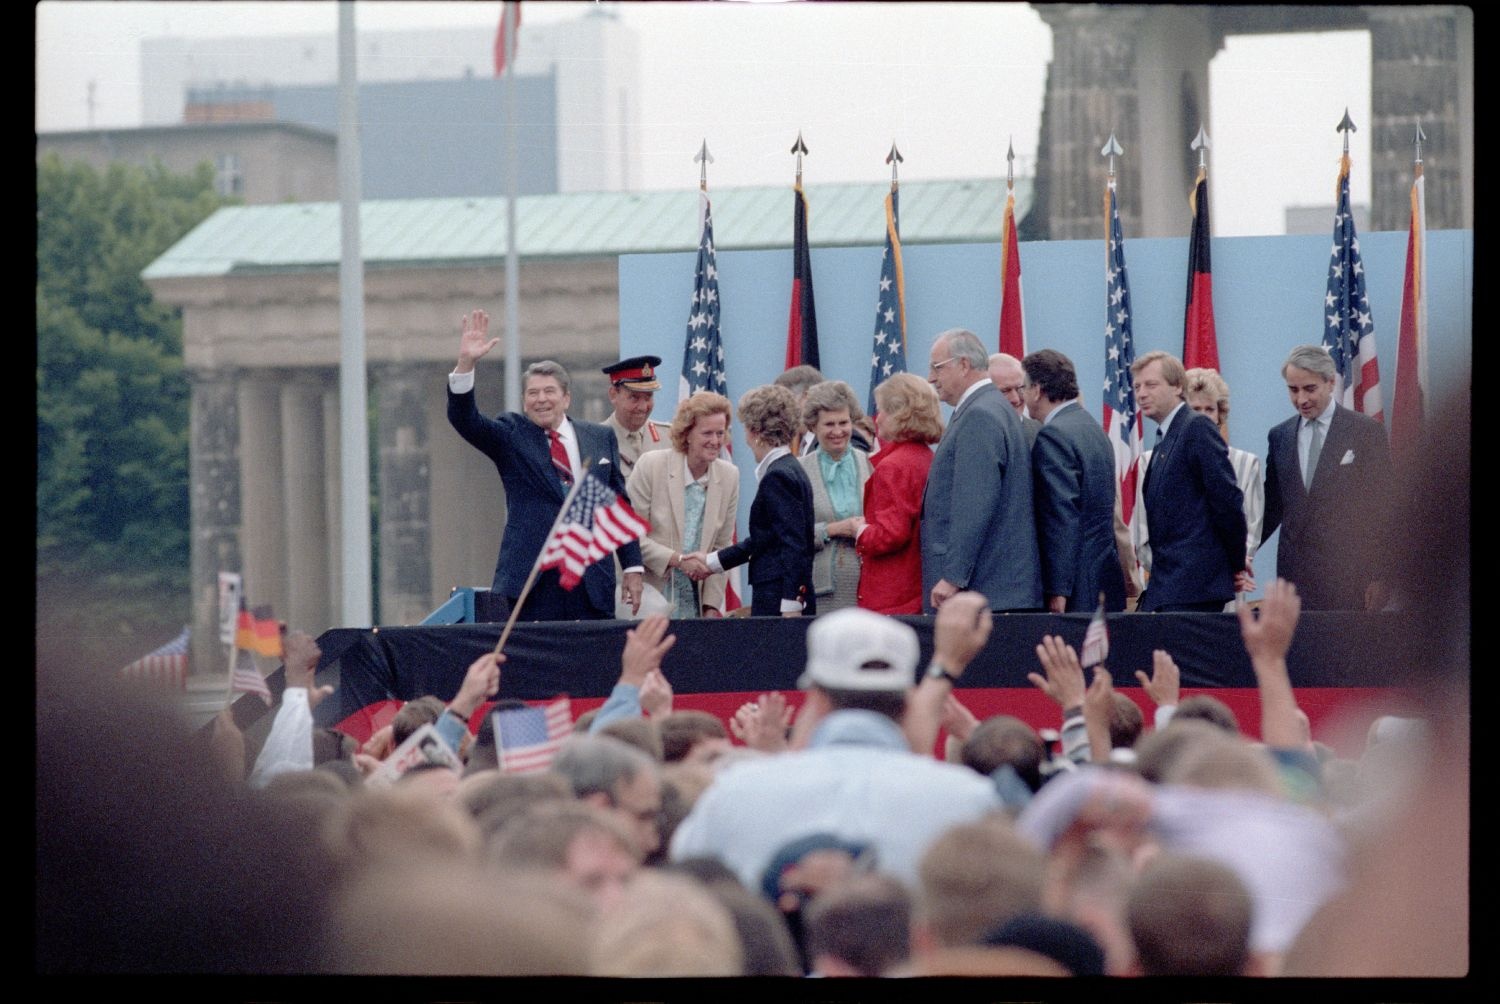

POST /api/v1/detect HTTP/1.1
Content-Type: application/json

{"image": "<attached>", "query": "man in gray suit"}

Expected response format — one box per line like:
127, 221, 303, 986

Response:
922, 329, 1042, 612
1022, 349, 1127, 613
989, 351, 1042, 448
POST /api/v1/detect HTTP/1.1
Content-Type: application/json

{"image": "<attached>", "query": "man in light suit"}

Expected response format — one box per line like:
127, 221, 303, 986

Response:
1131, 350, 1247, 612
990, 352, 1042, 448
922, 329, 1042, 613
1022, 349, 1127, 613
1262, 345, 1393, 610
446, 309, 643, 621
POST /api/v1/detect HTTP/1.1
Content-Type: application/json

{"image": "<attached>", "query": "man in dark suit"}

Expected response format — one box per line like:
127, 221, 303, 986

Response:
446, 309, 643, 620
1262, 345, 1393, 610
990, 351, 1042, 448
1022, 349, 1127, 613
921, 329, 1042, 613
1131, 350, 1248, 612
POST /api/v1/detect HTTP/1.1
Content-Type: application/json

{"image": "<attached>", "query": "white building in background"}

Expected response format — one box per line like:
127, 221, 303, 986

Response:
139, 4, 641, 194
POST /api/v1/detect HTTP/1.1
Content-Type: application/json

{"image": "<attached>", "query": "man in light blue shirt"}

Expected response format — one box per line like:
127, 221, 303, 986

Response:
670, 596, 1001, 889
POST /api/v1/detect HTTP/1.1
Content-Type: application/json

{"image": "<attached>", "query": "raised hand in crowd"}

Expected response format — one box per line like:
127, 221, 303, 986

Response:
1082, 666, 1115, 764
210, 708, 246, 785
907, 590, 990, 755
621, 614, 677, 686
1029, 635, 1088, 711
730, 691, 794, 753
283, 630, 334, 710
639, 668, 674, 718
449, 651, 503, 720
1237, 578, 1305, 750
1134, 648, 1181, 711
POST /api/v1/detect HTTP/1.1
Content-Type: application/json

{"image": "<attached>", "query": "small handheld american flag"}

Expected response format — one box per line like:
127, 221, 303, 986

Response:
496, 697, 574, 774
537, 471, 649, 589
1080, 597, 1109, 670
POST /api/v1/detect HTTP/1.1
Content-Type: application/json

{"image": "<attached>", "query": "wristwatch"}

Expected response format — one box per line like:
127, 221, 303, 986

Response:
926, 662, 961, 686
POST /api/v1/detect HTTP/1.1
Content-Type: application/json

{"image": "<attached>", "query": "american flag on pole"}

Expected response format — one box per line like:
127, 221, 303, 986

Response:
119, 626, 190, 690
230, 648, 272, 705
998, 186, 1027, 357
495, 697, 573, 774
867, 185, 908, 417
1322, 153, 1383, 422
1102, 177, 1144, 526
1080, 600, 1109, 669
680, 188, 742, 611
1392, 160, 1427, 456
537, 472, 649, 590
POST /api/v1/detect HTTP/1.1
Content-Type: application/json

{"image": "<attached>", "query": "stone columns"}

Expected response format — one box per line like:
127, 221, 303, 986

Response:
280, 374, 333, 634
375, 363, 435, 626
1367, 6, 1472, 231
188, 368, 241, 677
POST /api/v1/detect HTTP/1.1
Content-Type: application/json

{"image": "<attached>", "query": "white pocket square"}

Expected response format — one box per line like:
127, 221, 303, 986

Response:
1340, 450, 1355, 465
598, 458, 612, 466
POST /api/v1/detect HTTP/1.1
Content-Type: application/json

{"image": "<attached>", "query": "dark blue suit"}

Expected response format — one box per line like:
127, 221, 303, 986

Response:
921, 382, 1042, 612
1032, 401, 1127, 612
448, 388, 641, 619
1263, 404, 1392, 610
1138, 405, 1246, 612
716, 453, 816, 616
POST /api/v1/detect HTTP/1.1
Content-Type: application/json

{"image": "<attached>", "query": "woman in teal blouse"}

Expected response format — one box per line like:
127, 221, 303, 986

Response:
797, 380, 872, 613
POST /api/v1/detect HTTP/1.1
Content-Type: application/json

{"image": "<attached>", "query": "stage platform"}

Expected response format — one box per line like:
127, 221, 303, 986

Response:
221, 611, 1416, 755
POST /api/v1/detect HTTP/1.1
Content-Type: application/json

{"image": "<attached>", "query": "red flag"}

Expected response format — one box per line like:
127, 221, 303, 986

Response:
537, 472, 649, 589
1392, 171, 1427, 457
784, 184, 820, 369
998, 189, 1026, 357
1183, 167, 1219, 370
493, 2, 521, 76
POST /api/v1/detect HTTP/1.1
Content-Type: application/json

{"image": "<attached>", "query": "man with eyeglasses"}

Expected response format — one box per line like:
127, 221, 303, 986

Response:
921, 329, 1043, 613
989, 352, 1042, 449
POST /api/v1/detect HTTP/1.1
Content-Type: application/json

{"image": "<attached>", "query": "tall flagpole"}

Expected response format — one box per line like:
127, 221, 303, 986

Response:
336, 2, 372, 627
501, 1, 521, 413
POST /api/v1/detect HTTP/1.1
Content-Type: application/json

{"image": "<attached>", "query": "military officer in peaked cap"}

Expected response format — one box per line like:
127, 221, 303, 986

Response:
603, 355, 672, 479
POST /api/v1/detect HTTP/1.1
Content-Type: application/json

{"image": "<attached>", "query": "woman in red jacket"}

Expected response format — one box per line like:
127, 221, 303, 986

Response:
855, 373, 944, 614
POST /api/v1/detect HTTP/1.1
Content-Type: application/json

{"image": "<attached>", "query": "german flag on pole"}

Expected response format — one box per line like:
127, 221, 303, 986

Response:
785, 183, 820, 370
1392, 157, 1427, 458
235, 602, 283, 658
1182, 166, 1219, 371
998, 187, 1026, 358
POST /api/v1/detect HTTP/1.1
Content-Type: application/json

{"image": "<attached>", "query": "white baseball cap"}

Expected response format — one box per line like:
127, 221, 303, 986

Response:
798, 608, 920, 692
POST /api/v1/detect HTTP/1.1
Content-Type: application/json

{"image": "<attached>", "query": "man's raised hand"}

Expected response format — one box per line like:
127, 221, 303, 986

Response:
455, 308, 499, 373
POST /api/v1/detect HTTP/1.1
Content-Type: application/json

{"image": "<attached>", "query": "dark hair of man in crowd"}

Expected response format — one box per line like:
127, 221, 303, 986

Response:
392, 695, 446, 746
659, 710, 729, 763
1127, 854, 1254, 976
1132, 719, 1226, 785
961, 715, 1046, 792
458, 771, 571, 827
819, 686, 908, 723
1172, 694, 1240, 733
805, 872, 914, 977
599, 716, 665, 761
702, 882, 804, 976
1021, 348, 1080, 403
1108, 693, 1145, 749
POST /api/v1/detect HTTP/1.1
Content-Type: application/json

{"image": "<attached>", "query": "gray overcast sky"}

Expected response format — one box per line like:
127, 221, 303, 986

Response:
36, 1, 1376, 236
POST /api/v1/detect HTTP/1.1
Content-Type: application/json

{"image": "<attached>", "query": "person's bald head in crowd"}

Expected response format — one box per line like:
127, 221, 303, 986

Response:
988, 352, 1028, 417
550, 734, 664, 858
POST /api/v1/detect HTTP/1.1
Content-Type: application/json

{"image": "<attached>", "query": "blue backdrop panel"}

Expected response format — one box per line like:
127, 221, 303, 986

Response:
621, 227, 1472, 603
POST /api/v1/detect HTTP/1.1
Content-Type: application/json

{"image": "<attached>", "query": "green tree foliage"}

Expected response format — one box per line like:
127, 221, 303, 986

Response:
37, 155, 228, 667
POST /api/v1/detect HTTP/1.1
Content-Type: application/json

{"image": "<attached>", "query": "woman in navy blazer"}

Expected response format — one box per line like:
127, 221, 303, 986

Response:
692, 384, 816, 617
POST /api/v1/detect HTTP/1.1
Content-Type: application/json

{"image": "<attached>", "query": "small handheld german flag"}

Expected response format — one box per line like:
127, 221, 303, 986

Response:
234, 601, 283, 658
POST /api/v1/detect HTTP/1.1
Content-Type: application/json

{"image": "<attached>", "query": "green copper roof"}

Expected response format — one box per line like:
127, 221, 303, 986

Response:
143, 177, 1031, 280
